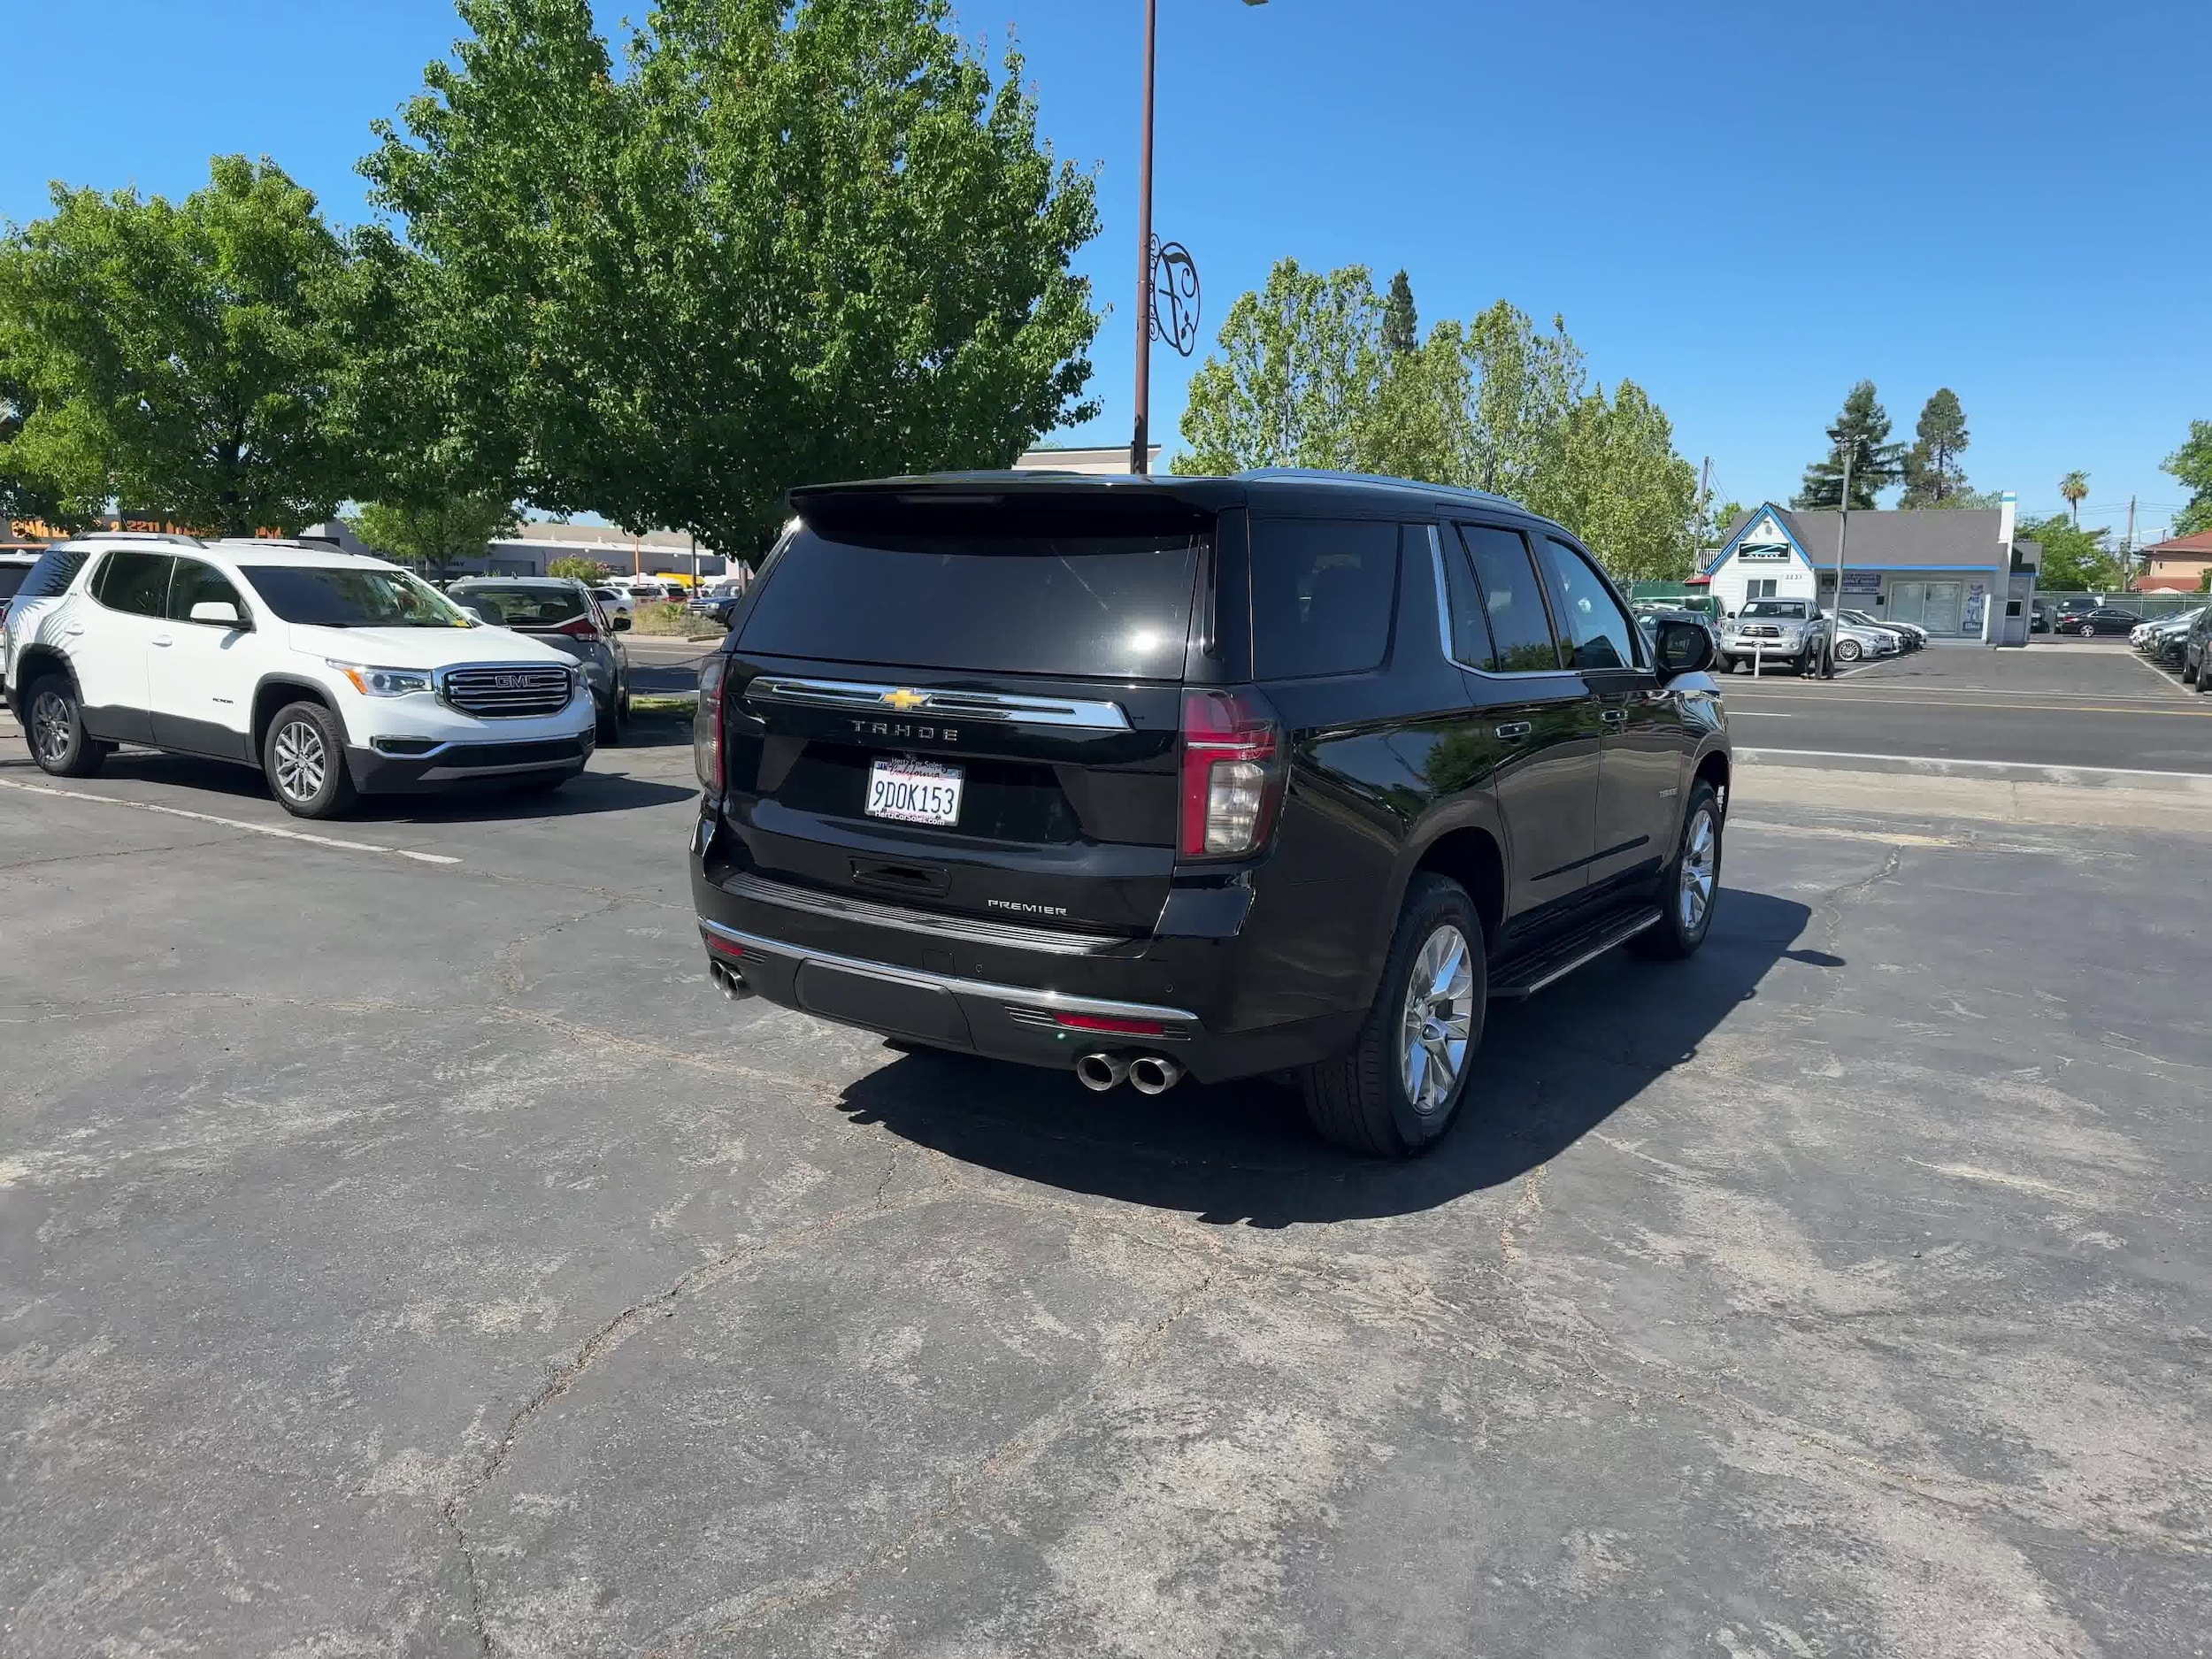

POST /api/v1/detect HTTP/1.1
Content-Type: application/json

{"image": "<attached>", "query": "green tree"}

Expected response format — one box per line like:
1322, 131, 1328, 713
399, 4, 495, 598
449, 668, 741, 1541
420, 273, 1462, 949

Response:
0, 156, 359, 536
349, 493, 519, 584
2018, 512, 2116, 591
1462, 302, 1586, 499
1794, 381, 1906, 510
2162, 421, 2212, 536
0, 322, 108, 529
364, 0, 1102, 552
547, 554, 607, 583
1899, 388, 1970, 507
1174, 258, 1386, 473
2059, 469, 2089, 526
1381, 269, 1419, 358
1525, 380, 1701, 580
1706, 499, 1748, 545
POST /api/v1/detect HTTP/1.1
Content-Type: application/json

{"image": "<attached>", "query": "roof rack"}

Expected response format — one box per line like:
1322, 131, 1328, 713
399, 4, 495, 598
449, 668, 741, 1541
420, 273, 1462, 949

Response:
59, 530, 206, 547
1235, 467, 1518, 506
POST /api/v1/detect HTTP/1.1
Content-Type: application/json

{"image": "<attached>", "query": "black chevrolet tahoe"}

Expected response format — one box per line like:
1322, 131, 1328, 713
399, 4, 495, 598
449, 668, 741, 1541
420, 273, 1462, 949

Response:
689, 470, 1731, 1156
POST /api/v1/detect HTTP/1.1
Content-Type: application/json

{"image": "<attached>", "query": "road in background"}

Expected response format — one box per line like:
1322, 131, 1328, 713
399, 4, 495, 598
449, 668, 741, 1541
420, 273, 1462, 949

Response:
1722, 643, 2212, 774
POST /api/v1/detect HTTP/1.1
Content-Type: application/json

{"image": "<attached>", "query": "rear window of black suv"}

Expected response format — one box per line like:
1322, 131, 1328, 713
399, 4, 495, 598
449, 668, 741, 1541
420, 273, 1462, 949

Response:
738, 526, 1200, 680
1251, 518, 1400, 679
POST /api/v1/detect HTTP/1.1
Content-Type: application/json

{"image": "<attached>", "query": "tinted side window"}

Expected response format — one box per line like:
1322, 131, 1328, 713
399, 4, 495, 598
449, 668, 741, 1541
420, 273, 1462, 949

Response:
1250, 518, 1398, 680
167, 558, 248, 623
1455, 524, 1560, 672
92, 551, 174, 618
1536, 536, 1638, 670
17, 547, 92, 601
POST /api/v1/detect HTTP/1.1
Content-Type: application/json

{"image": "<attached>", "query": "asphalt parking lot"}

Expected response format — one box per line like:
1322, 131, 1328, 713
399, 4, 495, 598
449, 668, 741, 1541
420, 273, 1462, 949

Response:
1724, 641, 2212, 775
4, 672, 2208, 1655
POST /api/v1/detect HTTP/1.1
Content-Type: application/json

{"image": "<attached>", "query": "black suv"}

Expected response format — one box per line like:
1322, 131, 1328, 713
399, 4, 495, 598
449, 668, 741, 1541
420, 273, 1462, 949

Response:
689, 471, 1730, 1156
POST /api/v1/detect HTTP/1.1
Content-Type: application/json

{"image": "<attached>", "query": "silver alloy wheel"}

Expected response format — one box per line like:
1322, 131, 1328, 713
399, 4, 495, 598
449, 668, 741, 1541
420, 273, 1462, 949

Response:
1397, 923, 1474, 1116
1837, 637, 1861, 661
31, 689, 73, 765
273, 718, 327, 802
1679, 805, 1717, 933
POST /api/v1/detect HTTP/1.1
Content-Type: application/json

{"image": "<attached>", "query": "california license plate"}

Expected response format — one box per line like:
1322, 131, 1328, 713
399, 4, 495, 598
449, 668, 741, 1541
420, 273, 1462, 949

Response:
865, 757, 964, 826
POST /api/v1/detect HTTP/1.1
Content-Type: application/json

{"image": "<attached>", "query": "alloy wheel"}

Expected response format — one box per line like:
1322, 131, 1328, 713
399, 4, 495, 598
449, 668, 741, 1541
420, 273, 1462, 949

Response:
273, 719, 327, 802
1679, 806, 1717, 933
31, 690, 73, 766
1397, 924, 1474, 1116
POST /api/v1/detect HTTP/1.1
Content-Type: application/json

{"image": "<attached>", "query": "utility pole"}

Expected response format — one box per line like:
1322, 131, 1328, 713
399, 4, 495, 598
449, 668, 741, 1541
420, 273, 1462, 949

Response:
1129, 0, 1158, 476
1830, 446, 1853, 673
2123, 495, 2137, 594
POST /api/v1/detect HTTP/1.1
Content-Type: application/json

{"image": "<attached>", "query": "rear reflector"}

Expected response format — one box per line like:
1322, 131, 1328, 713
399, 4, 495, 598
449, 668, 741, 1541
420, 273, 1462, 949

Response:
1053, 1013, 1165, 1036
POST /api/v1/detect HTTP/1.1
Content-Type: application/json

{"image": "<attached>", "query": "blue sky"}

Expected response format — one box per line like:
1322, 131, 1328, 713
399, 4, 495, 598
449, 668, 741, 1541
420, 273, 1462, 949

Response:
5, 0, 2205, 538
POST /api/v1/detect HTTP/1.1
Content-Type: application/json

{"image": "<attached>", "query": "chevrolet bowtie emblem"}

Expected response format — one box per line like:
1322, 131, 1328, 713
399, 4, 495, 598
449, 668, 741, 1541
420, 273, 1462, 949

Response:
882, 687, 929, 711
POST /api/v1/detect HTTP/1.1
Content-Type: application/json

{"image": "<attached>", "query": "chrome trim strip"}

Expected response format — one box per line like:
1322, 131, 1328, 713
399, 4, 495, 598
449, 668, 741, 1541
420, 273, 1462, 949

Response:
746, 675, 1130, 731
698, 916, 1198, 1023
722, 871, 1119, 956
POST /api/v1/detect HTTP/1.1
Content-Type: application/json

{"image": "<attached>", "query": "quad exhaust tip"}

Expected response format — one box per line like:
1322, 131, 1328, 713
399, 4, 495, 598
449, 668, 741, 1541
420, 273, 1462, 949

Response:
1128, 1055, 1184, 1095
710, 961, 756, 1002
1075, 1051, 1130, 1092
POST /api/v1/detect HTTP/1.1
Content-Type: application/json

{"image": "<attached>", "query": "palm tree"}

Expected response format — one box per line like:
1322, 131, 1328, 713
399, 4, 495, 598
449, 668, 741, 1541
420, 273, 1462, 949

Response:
2060, 470, 2090, 526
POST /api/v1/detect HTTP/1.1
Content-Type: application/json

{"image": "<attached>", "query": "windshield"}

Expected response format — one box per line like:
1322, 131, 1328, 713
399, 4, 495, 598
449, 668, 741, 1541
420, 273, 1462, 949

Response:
451, 584, 588, 626
241, 565, 472, 628
1740, 601, 1809, 618
0, 565, 28, 600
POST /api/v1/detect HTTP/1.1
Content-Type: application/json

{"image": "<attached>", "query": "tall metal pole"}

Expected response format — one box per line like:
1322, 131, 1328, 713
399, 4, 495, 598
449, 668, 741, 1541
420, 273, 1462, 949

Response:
1832, 446, 1854, 670
1130, 0, 1158, 476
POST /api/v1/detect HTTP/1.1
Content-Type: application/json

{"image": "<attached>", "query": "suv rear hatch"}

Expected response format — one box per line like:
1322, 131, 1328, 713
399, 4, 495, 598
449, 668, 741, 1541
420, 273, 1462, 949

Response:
710, 486, 1217, 940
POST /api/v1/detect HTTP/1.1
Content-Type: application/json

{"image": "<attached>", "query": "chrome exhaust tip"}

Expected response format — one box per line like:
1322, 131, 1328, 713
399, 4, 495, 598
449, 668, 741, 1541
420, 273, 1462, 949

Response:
710, 961, 756, 1002
1075, 1051, 1129, 1092
1128, 1055, 1184, 1095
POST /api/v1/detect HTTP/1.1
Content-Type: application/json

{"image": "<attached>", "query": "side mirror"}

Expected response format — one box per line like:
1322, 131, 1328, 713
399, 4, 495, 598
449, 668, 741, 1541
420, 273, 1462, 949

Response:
611, 614, 632, 632
1653, 618, 1715, 679
462, 606, 492, 626
189, 600, 244, 628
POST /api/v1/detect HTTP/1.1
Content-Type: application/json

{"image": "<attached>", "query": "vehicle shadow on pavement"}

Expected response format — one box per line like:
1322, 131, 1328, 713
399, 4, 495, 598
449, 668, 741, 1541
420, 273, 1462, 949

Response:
80, 750, 697, 820
834, 887, 1818, 1225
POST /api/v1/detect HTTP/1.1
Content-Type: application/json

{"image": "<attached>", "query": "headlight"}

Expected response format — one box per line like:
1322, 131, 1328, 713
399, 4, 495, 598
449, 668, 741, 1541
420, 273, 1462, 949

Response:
328, 661, 434, 697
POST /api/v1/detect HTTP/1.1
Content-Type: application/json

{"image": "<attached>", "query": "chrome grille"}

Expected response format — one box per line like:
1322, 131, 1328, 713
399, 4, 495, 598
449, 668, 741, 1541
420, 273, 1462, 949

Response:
442, 664, 572, 718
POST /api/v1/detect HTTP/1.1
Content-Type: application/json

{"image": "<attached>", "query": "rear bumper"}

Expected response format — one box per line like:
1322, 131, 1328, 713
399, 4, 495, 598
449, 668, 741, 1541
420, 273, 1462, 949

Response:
689, 844, 1360, 1085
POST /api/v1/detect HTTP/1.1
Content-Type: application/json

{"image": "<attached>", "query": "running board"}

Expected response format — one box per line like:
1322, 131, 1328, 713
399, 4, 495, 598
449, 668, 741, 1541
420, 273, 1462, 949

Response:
1487, 905, 1663, 1000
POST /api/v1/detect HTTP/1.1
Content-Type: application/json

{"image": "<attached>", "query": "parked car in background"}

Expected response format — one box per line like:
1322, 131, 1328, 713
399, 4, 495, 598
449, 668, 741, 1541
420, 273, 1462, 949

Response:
1718, 598, 1818, 671
2183, 607, 2212, 693
2140, 608, 2202, 667
1840, 608, 1924, 649
590, 586, 634, 626
2055, 603, 2141, 637
685, 588, 744, 629
0, 550, 41, 656
448, 577, 633, 743
5, 536, 595, 817
1826, 613, 1901, 663
692, 469, 1731, 1156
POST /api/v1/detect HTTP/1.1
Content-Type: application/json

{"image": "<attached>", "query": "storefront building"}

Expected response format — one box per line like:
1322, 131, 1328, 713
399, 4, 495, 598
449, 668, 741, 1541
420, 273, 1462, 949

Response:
1703, 495, 2039, 644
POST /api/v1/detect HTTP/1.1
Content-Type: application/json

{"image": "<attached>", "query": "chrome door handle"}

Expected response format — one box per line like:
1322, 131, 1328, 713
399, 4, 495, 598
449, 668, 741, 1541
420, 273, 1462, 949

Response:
1494, 721, 1533, 741
1599, 708, 1626, 726
150, 634, 173, 647
63, 623, 84, 636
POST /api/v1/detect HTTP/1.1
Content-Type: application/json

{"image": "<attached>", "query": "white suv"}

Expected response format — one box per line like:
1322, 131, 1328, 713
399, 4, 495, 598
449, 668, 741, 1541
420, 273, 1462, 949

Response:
4, 534, 596, 818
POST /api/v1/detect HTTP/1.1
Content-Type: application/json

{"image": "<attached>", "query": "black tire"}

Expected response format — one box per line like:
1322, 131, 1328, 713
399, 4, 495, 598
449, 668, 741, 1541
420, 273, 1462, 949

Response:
24, 673, 111, 778
262, 699, 357, 819
1300, 873, 1486, 1158
1632, 779, 1724, 960
595, 691, 624, 746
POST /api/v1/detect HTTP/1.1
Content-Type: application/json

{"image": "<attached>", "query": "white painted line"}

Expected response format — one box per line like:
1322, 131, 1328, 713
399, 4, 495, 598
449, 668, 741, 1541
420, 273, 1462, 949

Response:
1730, 710, 1793, 718
0, 777, 463, 864
1734, 747, 2212, 783
2126, 650, 2195, 700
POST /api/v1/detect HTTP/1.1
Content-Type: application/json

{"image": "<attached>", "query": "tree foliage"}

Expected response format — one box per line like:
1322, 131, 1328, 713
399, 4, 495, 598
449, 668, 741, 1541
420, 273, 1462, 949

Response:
1899, 388, 1970, 507
349, 492, 519, 583
1175, 259, 1699, 578
364, 0, 1102, 551
2018, 512, 2117, 591
2058, 469, 2090, 526
1794, 381, 1905, 511
0, 157, 358, 536
1381, 269, 1418, 358
547, 555, 607, 583
2162, 420, 2212, 536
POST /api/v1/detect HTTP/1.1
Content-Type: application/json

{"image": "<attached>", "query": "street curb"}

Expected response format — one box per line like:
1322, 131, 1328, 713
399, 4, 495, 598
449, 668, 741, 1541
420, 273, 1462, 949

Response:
1737, 748, 2212, 795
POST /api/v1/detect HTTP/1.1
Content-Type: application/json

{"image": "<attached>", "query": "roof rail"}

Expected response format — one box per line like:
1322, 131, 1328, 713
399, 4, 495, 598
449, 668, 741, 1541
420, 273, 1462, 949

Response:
1236, 467, 1518, 506
58, 530, 206, 548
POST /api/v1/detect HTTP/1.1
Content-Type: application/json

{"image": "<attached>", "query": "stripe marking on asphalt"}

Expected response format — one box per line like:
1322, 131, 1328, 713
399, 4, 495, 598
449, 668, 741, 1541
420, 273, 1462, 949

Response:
0, 777, 463, 864
1734, 748, 2212, 782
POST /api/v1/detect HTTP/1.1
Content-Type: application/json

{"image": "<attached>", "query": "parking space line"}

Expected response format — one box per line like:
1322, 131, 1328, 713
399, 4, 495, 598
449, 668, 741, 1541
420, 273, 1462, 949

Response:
2127, 651, 2195, 699
1722, 691, 2212, 718
0, 778, 463, 865
1734, 747, 2212, 783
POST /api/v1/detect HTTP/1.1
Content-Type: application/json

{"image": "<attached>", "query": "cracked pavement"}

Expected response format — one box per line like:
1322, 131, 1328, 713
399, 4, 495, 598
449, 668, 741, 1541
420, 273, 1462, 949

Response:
2, 717, 2208, 1657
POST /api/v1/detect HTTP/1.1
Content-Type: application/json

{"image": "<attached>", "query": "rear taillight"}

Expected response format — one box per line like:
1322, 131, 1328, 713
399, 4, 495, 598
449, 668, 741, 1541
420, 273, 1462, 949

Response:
1179, 689, 1284, 859
553, 616, 601, 639
695, 656, 727, 793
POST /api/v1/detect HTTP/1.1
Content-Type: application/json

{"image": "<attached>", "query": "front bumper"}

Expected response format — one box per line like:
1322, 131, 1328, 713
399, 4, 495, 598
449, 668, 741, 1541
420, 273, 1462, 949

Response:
346, 731, 593, 792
